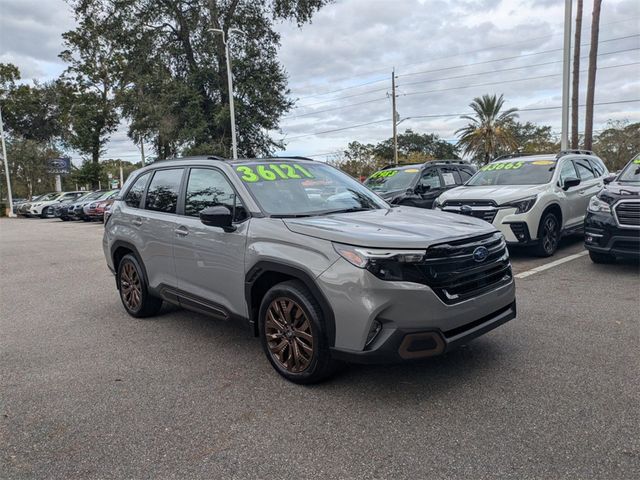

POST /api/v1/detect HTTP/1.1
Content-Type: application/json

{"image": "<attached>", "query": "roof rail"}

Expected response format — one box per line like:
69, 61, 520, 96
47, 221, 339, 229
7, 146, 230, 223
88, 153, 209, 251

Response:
381, 159, 466, 170
556, 149, 594, 158
493, 152, 553, 161
268, 156, 315, 161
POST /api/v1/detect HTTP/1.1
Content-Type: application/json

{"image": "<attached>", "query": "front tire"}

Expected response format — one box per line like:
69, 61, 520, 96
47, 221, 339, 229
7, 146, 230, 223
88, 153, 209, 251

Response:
259, 280, 338, 384
40, 207, 51, 219
534, 212, 560, 257
116, 254, 163, 318
589, 250, 615, 264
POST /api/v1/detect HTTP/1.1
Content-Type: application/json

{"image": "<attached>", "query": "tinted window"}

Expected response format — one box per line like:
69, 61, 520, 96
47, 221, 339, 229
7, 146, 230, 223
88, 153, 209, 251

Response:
145, 169, 183, 213
365, 166, 421, 193
419, 169, 442, 189
185, 168, 247, 221
588, 157, 606, 176
439, 167, 461, 186
124, 173, 150, 208
559, 160, 579, 183
459, 169, 473, 182
575, 159, 595, 180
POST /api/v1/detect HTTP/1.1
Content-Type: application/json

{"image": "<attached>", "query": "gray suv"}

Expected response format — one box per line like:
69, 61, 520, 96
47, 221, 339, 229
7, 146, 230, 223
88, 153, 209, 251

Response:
103, 156, 516, 383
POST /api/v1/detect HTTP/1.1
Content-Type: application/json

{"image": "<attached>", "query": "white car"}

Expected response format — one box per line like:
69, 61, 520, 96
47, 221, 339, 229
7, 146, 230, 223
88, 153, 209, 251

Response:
28, 191, 85, 218
435, 151, 609, 256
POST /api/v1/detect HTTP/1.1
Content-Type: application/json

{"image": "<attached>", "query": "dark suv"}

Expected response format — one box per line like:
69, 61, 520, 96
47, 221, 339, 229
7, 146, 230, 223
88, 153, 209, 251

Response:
364, 161, 476, 208
585, 154, 640, 263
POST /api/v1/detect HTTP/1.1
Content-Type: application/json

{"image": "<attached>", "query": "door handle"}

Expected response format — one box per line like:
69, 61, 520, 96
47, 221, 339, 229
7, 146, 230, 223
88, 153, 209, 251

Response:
132, 217, 143, 226
174, 225, 189, 236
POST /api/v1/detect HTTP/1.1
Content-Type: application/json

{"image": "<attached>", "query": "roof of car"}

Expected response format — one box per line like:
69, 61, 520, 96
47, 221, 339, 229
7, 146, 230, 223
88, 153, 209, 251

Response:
155, 155, 316, 164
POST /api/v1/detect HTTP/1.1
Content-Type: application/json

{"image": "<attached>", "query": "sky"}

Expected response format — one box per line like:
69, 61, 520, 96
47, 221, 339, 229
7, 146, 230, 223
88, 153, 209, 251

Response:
1, 0, 639, 164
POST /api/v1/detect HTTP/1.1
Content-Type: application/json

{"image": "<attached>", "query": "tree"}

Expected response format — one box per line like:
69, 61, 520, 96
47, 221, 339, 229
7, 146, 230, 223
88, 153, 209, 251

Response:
373, 129, 459, 162
5, 139, 59, 198
505, 121, 559, 155
571, 0, 583, 149
65, 0, 332, 159
455, 94, 519, 164
584, 0, 602, 150
593, 121, 640, 171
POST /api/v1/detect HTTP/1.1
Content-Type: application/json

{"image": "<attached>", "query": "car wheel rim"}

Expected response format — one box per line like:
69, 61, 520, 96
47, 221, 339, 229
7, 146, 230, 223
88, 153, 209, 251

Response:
120, 262, 142, 310
543, 216, 558, 253
265, 298, 314, 374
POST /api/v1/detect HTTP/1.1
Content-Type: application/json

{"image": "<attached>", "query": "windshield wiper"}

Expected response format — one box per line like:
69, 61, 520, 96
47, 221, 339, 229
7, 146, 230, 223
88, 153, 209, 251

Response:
316, 207, 375, 216
270, 213, 315, 218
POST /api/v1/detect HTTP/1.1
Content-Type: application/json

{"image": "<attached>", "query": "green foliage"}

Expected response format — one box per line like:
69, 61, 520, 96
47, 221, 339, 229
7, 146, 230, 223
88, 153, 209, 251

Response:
456, 94, 519, 164
501, 121, 559, 156
64, 0, 332, 159
593, 120, 640, 171
3, 138, 60, 198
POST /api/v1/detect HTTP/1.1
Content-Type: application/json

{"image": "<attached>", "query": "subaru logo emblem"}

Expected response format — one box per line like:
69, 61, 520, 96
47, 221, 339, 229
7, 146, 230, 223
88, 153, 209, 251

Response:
473, 246, 489, 262
460, 205, 472, 215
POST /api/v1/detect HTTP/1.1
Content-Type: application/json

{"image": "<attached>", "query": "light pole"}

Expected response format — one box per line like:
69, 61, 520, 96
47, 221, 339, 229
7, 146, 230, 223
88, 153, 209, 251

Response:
210, 27, 245, 160
0, 105, 16, 217
560, 0, 572, 151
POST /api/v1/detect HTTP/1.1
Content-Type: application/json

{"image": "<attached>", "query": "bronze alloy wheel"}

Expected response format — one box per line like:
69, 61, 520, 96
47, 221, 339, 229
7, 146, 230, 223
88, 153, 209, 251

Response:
120, 262, 142, 311
265, 297, 314, 373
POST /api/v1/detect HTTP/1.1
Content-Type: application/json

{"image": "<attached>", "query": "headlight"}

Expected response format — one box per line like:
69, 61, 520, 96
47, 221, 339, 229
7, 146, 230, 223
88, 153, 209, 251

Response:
502, 196, 537, 214
588, 195, 611, 214
333, 243, 426, 281
433, 197, 443, 208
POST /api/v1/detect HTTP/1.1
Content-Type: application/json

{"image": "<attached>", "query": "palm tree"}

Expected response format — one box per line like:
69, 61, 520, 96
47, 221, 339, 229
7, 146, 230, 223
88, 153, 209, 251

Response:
456, 94, 519, 164
571, 0, 584, 149
584, 0, 602, 150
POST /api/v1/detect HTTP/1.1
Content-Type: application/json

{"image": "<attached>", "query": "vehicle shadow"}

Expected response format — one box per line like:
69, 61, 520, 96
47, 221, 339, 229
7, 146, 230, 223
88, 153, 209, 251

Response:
507, 233, 584, 260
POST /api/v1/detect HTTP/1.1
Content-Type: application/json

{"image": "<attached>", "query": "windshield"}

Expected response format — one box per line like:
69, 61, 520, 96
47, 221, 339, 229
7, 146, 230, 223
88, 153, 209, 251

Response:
364, 166, 421, 193
39, 193, 60, 201
98, 190, 119, 200
233, 161, 388, 217
467, 159, 556, 186
618, 156, 640, 183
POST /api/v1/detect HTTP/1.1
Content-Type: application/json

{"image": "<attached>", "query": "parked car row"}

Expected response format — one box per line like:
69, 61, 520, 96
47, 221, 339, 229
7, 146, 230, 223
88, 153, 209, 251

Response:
15, 189, 119, 222
365, 150, 639, 262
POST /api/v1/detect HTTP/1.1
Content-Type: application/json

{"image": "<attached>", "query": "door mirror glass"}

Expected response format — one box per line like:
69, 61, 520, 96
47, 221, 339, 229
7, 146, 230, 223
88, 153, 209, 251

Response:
563, 177, 581, 190
603, 173, 617, 185
199, 206, 236, 232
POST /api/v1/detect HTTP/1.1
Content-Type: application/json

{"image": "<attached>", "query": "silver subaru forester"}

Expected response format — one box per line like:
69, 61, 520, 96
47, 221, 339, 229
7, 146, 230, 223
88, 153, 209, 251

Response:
103, 156, 516, 383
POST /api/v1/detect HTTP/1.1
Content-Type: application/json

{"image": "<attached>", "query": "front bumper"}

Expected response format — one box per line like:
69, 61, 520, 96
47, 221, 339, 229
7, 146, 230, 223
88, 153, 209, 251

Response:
584, 211, 640, 258
331, 301, 516, 364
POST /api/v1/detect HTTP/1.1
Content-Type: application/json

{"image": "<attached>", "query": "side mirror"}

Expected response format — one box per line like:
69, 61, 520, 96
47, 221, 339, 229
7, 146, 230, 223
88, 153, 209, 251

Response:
415, 184, 429, 194
199, 206, 236, 232
563, 177, 581, 191
603, 174, 617, 185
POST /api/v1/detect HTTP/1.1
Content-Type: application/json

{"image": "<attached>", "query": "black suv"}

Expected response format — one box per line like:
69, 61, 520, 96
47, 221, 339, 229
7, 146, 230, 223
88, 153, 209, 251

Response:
364, 161, 476, 208
585, 154, 640, 263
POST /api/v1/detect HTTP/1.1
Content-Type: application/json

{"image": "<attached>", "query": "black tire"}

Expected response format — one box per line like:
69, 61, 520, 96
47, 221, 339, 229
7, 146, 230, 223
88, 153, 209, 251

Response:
60, 216, 69, 221
589, 250, 615, 264
116, 254, 163, 318
258, 280, 338, 384
534, 212, 561, 257
40, 207, 51, 219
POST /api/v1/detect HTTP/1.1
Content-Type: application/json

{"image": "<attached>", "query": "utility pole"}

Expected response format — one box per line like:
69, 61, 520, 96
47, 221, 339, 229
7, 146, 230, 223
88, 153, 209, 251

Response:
391, 69, 398, 166
0, 105, 16, 217
560, 0, 572, 151
119, 159, 124, 187
140, 140, 145, 167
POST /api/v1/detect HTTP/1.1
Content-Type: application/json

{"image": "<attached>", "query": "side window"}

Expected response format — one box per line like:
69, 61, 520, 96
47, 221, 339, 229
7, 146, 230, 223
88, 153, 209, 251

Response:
575, 158, 595, 180
124, 172, 150, 208
185, 168, 248, 221
440, 167, 461, 186
588, 157, 606, 177
145, 169, 183, 214
458, 169, 473, 183
559, 160, 579, 183
419, 169, 442, 189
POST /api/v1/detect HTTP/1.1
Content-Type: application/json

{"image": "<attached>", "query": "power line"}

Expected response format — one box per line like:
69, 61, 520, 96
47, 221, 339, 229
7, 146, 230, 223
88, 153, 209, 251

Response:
283, 60, 638, 120
294, 46, 639, 110
282, 99, 640, 141
289, 23, 640, 99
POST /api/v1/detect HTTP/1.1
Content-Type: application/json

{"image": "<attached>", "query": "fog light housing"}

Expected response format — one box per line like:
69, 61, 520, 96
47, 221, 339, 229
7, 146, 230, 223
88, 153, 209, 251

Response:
365, 320, 382, 348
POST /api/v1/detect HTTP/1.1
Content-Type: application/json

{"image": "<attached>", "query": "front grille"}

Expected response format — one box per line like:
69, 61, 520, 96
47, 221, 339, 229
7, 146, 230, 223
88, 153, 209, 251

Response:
442, 200, 497, 207
615, 201, 640, 228
418, 232, 512, 304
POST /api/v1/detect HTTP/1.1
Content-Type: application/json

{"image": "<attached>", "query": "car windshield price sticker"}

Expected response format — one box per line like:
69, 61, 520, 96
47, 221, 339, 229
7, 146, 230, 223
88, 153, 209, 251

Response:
370, 170, 398, 178
481, 161, 524, 171
442, 172, 456, 185
236, 164, 315, 182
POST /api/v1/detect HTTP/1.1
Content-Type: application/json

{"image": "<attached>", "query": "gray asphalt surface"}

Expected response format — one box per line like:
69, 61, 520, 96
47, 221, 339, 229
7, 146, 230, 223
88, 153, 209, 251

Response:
1, 218, 639, 480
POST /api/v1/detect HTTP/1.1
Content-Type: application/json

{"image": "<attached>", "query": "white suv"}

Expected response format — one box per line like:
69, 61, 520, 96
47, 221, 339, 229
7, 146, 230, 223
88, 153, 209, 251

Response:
435, 151, 608, 256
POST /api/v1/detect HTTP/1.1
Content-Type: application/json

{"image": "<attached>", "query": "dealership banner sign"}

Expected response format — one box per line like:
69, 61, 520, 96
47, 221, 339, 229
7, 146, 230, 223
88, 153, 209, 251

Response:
47, 157, 71, 174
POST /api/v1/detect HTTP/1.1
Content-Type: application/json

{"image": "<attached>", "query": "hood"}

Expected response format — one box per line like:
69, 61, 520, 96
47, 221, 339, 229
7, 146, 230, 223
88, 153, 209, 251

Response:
439, 184, 546, 205
601, 181, 640, 198
283, 207, 495, 249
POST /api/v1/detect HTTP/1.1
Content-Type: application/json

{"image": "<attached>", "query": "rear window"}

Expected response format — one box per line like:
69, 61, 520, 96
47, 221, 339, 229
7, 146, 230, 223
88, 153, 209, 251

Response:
145, 169, 183, 214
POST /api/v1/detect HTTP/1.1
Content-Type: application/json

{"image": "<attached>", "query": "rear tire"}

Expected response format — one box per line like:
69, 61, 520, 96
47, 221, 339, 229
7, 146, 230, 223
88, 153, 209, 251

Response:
116, 254, 163, 318
534, 212, 560, 257
259, 280, 338, 384
589, 250, 615, 264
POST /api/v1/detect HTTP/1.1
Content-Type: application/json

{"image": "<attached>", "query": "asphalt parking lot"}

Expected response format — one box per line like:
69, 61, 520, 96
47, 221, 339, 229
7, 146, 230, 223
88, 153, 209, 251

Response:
1, 218, 638, 480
